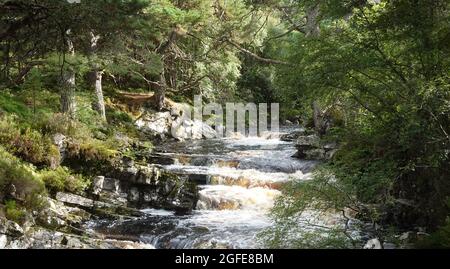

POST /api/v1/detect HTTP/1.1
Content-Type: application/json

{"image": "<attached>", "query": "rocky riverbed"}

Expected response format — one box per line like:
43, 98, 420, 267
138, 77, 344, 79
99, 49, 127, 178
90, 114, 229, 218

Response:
3, 123, 405, 249
1, 124, 338, 249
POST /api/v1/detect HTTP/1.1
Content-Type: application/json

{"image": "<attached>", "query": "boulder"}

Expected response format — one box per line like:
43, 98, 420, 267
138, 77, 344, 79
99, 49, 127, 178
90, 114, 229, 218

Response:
383, 242, 397, 249
363, 238, 382, 249
0, 234, 7, 248
102, 178, 121, 193
303, 148, 326, 160
0, 218, 24, 237
280, 129, 308, 142
171, 119, 216, 140
97, 160, 199, 213
292, 132, 338, 161
4, 228, 155, 249
122, 168, 198, 213
36, 197, 90, 229
56, 192, 94, 208
135, 166, 159, 185
129, 188, 140, 202
92, 176, 105, 195
93, 176, 121, 195
295, 134, 321, 150
136, 110, 217, 141
399, 231, 414, 242
135, 112, 172, 139
52, 133, 67, 164
202, 123, 218, 139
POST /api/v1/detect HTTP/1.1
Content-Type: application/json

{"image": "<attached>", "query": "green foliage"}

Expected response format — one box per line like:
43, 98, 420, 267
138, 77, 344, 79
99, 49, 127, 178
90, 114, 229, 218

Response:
0, 91, 31, 118
4, 200, 26, 224
261, 167, 362, 248
0, 115, 61, 166
1, 0, 449, 248
68, 138, 119, 163
418, 217, 450, 248
262, 0, 450, 246
0, 147, 45, 210
40, 167, 88, 195
107, 108, 133, 125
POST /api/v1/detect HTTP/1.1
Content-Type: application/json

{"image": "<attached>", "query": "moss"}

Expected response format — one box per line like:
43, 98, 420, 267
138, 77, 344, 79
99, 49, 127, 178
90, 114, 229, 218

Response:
40, 166, 89, 195
4, 200, 26, 224
0, 146, 45, 210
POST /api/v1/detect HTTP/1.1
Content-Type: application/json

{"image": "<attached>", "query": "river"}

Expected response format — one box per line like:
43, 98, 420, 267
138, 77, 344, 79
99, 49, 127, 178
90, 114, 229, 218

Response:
86, 126, 341, 249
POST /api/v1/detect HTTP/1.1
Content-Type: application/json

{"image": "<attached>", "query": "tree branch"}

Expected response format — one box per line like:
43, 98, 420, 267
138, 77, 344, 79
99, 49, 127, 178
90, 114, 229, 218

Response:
226, 39, 291, 66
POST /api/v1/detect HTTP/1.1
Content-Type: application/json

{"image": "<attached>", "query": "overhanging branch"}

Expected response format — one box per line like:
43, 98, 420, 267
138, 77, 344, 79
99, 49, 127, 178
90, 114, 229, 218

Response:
227, 39, 291, 66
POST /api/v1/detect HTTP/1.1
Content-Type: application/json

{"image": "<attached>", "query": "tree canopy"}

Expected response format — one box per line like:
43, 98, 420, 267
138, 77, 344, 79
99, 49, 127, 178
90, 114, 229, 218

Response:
1, 0, 449, 248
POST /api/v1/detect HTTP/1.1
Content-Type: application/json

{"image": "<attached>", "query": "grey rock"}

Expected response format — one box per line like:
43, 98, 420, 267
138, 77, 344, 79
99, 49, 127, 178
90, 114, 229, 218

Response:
93, 176, 105, 195
136, 166, 155, 185
399, 231, 414, 241
323, 142, 338, 150
200, 121, 217, 139
304, 148, 326, 160
416, 231, 430, 240
295, 134, 321, 149
56, 192, 94, 208
383, 242, 397, 249
0, 234, 7, 249
292, 133, 339, 161
363, 238, 382, 249
325, 149, 337, 160
37, 197, 90, 229
137, 110, 217, 140
129, 188, 140, 202
135, 112, 172, 138
6, 228, 154, 249
102, 178, 121, 193
52, 133, 67, 164
1, 220, 24, 237
280, 129, 307, 142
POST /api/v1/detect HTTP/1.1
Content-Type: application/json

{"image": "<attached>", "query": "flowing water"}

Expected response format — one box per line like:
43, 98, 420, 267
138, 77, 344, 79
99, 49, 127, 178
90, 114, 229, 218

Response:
88, 127, 337, 249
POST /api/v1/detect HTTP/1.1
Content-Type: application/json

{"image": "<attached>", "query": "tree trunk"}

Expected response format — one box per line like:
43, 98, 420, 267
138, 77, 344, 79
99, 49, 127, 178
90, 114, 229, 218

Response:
154, 71, 166, 111
89, 32, 106, 121
61, 31, 76, 117
313, 101, 325, 135
305, 4, 321, 37
154, 27, 186, 111
94, 70, 106, 120
2, 41, 10, 83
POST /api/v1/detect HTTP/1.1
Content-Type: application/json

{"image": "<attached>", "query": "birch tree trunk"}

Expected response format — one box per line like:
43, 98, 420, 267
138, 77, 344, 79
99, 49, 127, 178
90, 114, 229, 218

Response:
61, 30, 76, 117
94, 70, 106, 120
89, 32, 106, 121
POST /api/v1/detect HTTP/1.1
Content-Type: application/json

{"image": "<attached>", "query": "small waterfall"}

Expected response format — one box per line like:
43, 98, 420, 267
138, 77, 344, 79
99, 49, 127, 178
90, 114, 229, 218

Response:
87, 127, 339, 249
196, 185, 281, 210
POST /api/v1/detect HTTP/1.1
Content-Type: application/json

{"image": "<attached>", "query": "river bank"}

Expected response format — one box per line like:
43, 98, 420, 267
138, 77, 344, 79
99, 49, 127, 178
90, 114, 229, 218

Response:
1, 121, 354, 249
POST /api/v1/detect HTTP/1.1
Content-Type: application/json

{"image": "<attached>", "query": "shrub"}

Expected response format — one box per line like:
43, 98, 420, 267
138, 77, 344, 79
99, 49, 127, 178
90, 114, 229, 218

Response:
0, 147, 45, 209
35, 113, 92, 140
107, 108, 133, 124
4, 200, 26, 224
0, 115, 61, 166
40, 166, 88, 195
0, 91, 31, 118
260, 166, 363, 249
